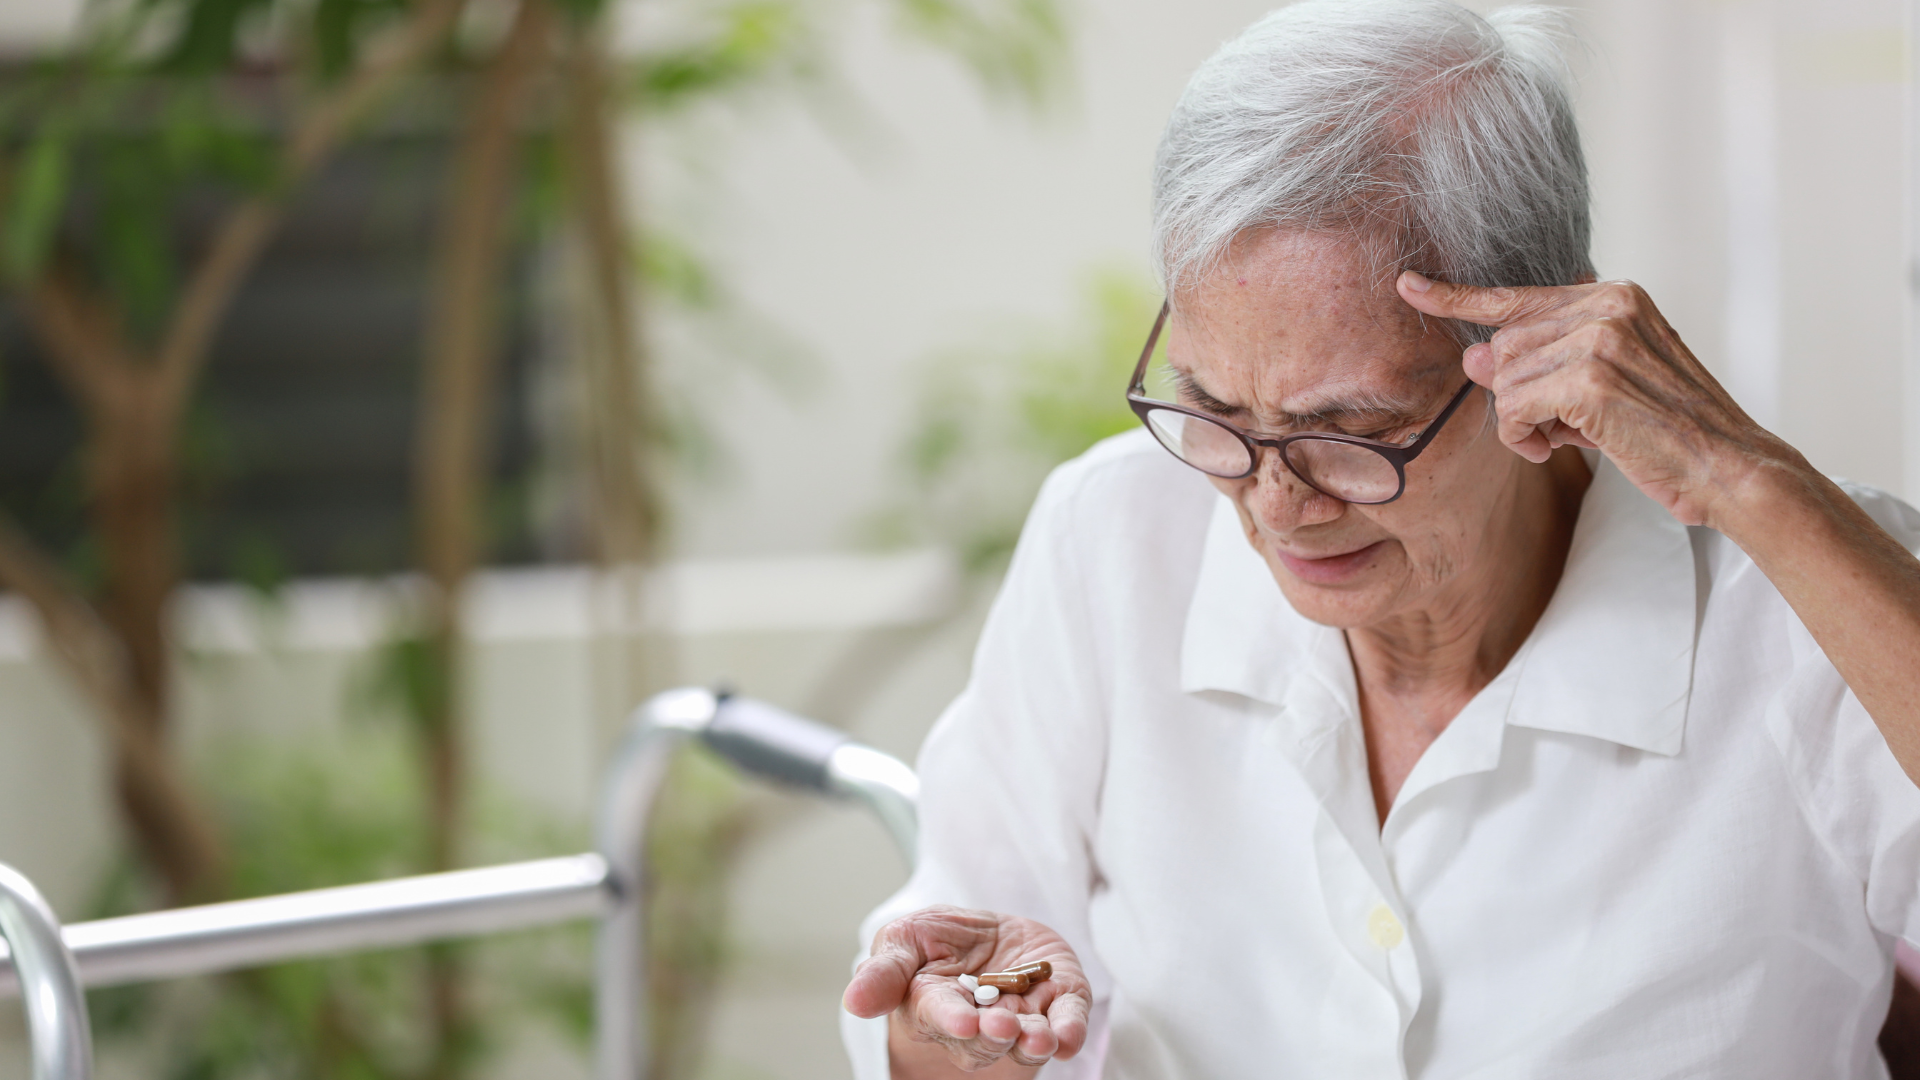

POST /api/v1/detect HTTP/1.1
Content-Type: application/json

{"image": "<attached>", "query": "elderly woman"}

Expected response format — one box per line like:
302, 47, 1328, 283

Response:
840, 1, 1920, 1076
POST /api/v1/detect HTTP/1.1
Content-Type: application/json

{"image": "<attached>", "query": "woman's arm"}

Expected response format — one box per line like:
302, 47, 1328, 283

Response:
842, 446, 1133, 1076
1713, 461, 1920, 782
1399, 273, 1920, 786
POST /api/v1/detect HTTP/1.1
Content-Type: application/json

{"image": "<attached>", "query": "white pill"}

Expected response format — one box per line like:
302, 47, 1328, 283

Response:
973, 984, 1000, 1005
958, 974, 979, 992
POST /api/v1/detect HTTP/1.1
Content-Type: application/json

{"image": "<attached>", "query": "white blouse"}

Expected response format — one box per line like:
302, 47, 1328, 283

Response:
843, 430, 1920, 1079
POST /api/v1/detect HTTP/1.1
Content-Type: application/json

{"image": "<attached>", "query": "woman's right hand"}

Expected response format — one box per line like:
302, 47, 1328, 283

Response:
842, 905, 1092, 1074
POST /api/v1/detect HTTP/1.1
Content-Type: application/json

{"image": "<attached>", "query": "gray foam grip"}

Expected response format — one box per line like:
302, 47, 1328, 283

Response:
699, 696, 849, 793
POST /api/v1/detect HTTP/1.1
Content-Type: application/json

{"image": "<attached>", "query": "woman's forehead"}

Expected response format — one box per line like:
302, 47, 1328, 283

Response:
1168, 232, 1451, 415
1177, 230, 1424, 341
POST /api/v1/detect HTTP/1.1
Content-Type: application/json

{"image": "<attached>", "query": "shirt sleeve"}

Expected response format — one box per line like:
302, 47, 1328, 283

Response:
1771, 483, 1920, 947
842, 458, 1119, 1079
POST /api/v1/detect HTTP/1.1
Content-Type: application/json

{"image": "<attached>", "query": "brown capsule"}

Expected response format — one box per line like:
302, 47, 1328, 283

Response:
977, 972, 1031, 992
1008, 960, 1052, 982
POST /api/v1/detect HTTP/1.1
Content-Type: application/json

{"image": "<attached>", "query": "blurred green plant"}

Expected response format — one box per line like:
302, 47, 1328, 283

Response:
83, 729, 600, 1080
0, 0, 1068, 1078
870, 268, 1159, 570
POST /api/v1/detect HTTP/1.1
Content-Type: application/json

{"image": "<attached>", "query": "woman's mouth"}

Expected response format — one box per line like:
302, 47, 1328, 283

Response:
1274, 540, 1387, 585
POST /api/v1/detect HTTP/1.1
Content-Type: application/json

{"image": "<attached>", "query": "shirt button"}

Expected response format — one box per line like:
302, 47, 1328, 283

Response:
1367, 904, 1405, 950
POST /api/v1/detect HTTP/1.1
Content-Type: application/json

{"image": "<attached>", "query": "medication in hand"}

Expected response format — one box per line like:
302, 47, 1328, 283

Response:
957, 972, 999, 1005
975, 957, 1052, 991
978, 960, 1052, 993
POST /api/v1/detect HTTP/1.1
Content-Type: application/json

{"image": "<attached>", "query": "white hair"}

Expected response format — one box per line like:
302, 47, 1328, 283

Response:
1152, 0, 1592, 342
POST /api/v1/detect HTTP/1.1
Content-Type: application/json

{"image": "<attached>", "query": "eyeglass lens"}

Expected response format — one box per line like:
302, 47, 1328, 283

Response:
1141, 409, 1253, 476
1140, 407, 1404, 503
1281, 438, 1402, 503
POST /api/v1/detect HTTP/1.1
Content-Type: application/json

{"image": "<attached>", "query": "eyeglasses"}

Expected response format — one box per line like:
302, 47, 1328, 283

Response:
1126, 302, 1476, 505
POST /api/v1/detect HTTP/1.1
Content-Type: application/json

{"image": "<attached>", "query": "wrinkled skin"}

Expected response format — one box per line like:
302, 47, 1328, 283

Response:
848, 231, 1920, 1078
1396, 271, 1792, 527
1398, 265, 1920, 792
1167, 231, 1593, 819
842, 906, 1091, 1075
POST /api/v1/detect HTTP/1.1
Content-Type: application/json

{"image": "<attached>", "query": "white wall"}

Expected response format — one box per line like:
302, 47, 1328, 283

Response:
1, 0, 1902, 529
646, 0, 1916, 563
1568, 0, 1909, 495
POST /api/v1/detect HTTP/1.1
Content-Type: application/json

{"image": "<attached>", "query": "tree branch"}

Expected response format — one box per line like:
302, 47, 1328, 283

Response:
0, 514, 226, 900
21, 265, 146, 415
416, 0, 554, 606
152, 0, 470, 418
559, 28, 660, 568
408, 5, 555, 1072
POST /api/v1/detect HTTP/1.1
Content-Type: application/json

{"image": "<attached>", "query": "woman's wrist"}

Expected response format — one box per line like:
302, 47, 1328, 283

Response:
1697, 435, 1825, 548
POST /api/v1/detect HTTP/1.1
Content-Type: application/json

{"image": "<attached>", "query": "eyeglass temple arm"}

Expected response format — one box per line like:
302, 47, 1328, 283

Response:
1402, 379, 1479, 458
1128, 302, 1172, 395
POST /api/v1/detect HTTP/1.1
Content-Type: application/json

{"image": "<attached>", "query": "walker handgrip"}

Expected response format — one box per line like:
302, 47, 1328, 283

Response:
699, 696, 849, 793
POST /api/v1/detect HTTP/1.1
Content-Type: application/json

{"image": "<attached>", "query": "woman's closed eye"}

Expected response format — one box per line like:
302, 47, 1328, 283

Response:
1178, 401, 1416, 443
1172, 373, 1241, 417
1286, 418, 1421, 443
1171, 369, 1432, 442
1357, 424, 1421, 445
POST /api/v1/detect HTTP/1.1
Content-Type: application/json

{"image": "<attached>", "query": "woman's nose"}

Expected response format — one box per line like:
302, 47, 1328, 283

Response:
1242, 447, 1345, 530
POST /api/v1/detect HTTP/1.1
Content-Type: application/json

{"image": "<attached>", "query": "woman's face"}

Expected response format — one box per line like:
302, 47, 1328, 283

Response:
1167, 229, 1524, 630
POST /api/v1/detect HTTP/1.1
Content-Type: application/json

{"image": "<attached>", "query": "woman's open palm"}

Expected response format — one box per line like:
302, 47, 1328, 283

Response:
843, 906, 1092, 1073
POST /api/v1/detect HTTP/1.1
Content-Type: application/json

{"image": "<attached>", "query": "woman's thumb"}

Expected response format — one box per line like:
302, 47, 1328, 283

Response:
842, 937, 920, 1018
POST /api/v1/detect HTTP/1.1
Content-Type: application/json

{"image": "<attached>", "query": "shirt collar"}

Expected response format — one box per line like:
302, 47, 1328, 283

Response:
1179, 456, 1698, 756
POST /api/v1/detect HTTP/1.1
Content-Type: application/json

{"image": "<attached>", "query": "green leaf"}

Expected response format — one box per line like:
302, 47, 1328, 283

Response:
1014, 269, 1157, 462
360, 632, 453, 743
97, 137, 179, 332
550, 0, 613, 23
521, 131, 568, 227
631, 1, 815, 110
311, 0, 406, 82
890, 0, 1069, 109
313, 0, 362, 80
3, 129, 72, 280
153, 0, 280, 76
871, 266, 1156, 569
203, 123, 277, 191
639, 230, 719, 310
230, 529, 291, 599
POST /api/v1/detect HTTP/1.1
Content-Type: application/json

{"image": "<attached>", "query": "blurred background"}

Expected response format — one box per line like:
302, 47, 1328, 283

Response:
0, 0, 1906, 1077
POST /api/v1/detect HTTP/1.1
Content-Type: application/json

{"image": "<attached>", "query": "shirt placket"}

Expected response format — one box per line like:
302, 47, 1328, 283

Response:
1279, 666, 1424, 1078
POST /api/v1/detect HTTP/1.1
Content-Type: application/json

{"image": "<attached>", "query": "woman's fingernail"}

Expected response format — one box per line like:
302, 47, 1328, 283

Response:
1402, 271, 1433, 293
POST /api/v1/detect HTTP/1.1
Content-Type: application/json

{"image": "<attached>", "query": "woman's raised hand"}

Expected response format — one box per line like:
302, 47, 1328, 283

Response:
843, 906, 1092, 1074
1396, 271, 1800, 530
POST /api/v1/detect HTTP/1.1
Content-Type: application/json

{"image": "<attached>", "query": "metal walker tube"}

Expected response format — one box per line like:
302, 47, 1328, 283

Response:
0, 862, 92, 1080
592, 687, 919, 1080
0, 688, 917, 1080
592, 687, 713, 1080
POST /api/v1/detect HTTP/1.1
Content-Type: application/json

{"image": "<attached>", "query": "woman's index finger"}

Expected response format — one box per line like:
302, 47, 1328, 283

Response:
1397, 272, 1578, 327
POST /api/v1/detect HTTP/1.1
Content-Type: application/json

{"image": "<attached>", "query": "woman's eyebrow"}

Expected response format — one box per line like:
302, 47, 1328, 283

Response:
1172, 367, 1435, 427
1290, 387, 1432, 426
1171, 369, 1241, 416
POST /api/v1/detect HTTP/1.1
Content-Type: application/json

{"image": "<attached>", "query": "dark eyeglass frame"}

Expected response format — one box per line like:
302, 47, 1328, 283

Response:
1125, 301, 1478, 505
